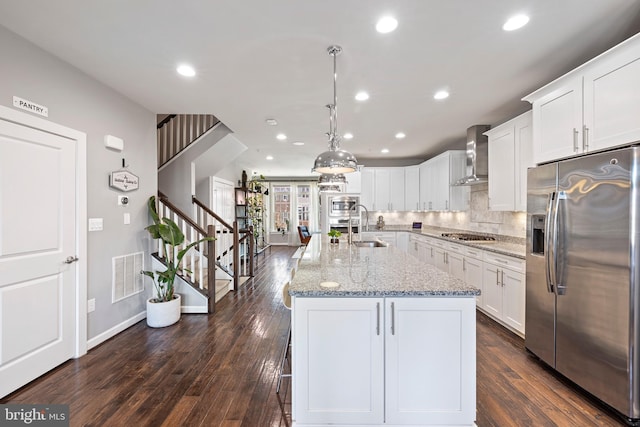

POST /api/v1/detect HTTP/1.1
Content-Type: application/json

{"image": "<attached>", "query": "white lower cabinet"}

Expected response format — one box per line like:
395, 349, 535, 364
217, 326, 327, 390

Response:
292, 296, 476, 426
480, 252, 526, 335
405, 235, 526, 335
463, 247, 484, 308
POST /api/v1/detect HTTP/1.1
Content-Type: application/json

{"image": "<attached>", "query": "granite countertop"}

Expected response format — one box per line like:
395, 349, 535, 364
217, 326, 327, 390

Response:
289, 236, 480, 298
361, 225, 526, 259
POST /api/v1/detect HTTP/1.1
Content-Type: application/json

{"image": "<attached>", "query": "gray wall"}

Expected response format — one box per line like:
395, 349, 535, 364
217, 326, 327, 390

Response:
158, 125, 235, 214
0, 25, 157, 341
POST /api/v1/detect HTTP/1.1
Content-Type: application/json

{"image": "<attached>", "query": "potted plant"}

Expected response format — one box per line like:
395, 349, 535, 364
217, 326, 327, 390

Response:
142, 196, 214, 328
328, 228, 342, 244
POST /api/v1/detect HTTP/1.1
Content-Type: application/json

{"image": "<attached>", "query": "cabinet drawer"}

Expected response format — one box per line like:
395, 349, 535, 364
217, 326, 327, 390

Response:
410, 234, 426, 244
483, 251, 525, 273
464, 246, 484, 260
447, 242, 466, 254
431, 239, 447, 249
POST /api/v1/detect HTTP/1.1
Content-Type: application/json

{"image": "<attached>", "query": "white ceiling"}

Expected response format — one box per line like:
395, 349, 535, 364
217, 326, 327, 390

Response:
1, 1, 640, 178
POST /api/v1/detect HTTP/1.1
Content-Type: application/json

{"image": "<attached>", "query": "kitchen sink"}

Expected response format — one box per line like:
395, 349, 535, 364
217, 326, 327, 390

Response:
353, 240, 389, 248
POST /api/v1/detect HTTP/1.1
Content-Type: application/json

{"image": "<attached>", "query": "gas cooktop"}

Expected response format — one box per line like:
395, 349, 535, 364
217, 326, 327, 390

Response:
441, 233, 496, 242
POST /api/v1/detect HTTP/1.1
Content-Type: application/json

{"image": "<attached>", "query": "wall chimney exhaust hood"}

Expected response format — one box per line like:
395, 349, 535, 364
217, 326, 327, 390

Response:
455, 125, 491, 186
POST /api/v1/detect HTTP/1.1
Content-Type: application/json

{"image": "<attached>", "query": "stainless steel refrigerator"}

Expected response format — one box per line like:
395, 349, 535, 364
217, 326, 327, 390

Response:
526, 146, 640, 423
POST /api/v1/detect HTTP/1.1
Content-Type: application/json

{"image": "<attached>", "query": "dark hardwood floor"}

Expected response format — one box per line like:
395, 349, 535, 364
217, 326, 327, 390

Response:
1, 246, 627, 426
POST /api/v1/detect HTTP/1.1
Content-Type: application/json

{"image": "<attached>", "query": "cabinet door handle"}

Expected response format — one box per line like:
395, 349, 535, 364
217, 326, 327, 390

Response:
417, 202, 420, 210
463, 258, 466, 271
445, 200, 449, 210
431, 247, 434, 257
390, 302, 395, 335
376, 302, 380, 336
583, 125, 589, 151
573, 128, 579, 152
496, 270, 500, 286
501, 270, 505, 287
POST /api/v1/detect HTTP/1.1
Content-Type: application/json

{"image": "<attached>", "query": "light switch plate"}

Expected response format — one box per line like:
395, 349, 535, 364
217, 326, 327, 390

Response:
123, 213, 130, 225
88, 218, 103, 231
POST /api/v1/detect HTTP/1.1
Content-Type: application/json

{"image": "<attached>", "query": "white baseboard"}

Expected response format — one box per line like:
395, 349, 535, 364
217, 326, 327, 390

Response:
181, 305, 208, 314
87, 311, 146, 350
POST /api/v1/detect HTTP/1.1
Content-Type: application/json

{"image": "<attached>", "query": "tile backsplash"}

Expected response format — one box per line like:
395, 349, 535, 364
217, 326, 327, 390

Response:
365, 184, 526, 238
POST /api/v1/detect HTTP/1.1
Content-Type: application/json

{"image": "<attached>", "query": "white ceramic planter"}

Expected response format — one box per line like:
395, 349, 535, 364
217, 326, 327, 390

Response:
146, 293, 181, 328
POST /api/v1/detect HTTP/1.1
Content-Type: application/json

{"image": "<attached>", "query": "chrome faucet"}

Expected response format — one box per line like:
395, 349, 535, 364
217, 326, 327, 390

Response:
348, 204, 369, 244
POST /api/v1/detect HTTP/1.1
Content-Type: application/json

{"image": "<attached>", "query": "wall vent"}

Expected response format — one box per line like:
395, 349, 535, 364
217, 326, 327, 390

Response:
112, 252, 144, 303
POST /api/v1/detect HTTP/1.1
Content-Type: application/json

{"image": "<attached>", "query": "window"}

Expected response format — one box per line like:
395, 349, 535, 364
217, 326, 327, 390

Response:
272, 185, 291, 232
297, 184, 311, 227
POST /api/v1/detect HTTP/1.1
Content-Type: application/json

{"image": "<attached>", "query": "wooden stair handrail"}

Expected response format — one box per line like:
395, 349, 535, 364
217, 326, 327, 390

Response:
157, 193, 208, 236
192, 196, 234, 231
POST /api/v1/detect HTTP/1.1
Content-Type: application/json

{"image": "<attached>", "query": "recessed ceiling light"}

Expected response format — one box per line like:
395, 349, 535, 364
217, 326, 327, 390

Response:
376, 16, 398, 34
176, 64, 196, 77
381, 148, 390, 154
343, 133, 354, 140
276, 133, 287, 140
395, 132, 406, 139
355, 91, 370, 101
265, 118, 278, 126
266, 155, 274, 160
292, 141, 305, 146
503, 14, 530, 31
434, 90, 450, 100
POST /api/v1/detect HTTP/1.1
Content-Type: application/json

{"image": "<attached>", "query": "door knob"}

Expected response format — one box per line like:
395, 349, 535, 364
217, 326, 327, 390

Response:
64, 256, 79, 264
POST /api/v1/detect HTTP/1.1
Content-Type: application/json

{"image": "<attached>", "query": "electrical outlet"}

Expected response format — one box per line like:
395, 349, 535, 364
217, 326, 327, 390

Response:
88, 298, 96, 313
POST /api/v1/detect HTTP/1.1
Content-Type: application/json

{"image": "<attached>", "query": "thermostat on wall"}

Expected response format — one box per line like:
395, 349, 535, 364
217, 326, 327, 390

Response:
104, 134, 124, 151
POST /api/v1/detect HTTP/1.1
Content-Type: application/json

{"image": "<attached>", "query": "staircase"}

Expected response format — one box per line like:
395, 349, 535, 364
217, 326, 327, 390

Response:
153, 113, 253, 313
193, 196, 255, 294
157, 114, 220, 168
153, 194, 254, 313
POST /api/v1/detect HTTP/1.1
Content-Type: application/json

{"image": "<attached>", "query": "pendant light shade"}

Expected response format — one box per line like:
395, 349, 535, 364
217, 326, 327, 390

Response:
318, 172, 348, 186
312, 45, 358, 174
313, 150, 357, 174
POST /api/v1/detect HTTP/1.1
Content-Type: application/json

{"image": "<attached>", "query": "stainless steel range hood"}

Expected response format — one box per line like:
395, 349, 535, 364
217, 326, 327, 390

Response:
455, 124, 491, 186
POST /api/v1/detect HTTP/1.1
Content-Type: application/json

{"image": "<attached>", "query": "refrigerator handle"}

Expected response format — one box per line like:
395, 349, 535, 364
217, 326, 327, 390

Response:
544, 192, 556, 293
554, 191, 567, 295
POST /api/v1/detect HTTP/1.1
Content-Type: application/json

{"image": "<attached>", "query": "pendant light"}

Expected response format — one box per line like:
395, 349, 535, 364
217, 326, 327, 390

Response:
312, 45, 358, 174
318, 173, 347, 186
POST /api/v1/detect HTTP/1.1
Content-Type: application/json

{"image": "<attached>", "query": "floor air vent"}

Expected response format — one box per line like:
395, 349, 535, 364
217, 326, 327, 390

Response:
112, 252, 144, 302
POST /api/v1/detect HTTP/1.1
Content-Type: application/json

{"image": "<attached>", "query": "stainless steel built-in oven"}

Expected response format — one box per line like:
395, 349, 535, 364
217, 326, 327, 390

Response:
329, 195, 360, 217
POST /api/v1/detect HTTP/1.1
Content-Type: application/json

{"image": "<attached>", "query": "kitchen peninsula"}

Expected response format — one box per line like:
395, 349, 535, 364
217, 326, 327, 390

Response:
288, 235, 479, 426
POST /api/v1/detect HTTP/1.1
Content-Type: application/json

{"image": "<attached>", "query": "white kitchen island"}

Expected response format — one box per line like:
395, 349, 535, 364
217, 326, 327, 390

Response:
289, 236, 480, 427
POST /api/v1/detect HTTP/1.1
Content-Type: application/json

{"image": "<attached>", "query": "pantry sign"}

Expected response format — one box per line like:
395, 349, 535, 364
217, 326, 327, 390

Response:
13, 96, 49, 117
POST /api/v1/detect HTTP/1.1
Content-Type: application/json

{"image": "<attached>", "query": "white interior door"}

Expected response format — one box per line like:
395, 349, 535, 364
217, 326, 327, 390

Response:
0, 115, 79, 397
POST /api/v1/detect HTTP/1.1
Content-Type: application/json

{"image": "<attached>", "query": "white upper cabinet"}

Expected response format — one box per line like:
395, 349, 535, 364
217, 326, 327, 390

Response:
360, 168, 375, 209
404, 166, 420, 211
361, 167, 405, 211
583, 44, 640, 151
487, 111, 533, 211
345, 169, 362, 193
524, 33, 640, 164
420, 151, 469, 212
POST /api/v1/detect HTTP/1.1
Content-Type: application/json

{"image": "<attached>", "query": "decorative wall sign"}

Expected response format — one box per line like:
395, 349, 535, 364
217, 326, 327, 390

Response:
13, 96, 49, 117
109, 170, 139, 192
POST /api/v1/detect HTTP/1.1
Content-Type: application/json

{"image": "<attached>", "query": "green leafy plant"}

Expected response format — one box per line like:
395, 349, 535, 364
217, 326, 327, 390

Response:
247, 174, 267, 247
142, 196, 215, 303
328, 229, 342, 238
